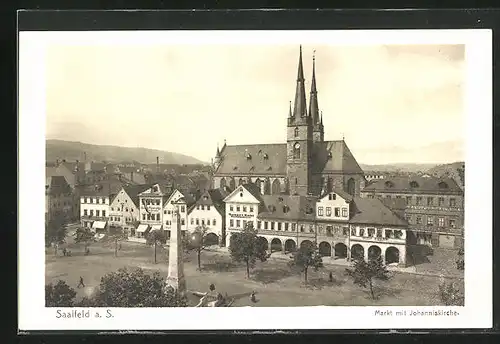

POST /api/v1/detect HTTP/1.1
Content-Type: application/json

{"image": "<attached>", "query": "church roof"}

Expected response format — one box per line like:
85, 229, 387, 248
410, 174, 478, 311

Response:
214, 140, 364, 176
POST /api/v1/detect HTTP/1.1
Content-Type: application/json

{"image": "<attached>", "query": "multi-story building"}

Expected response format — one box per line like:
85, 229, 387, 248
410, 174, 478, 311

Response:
187, 188, 229, 246
162, 188, 195, 238
79, 185, 111, 233
361, 176, 464, 249
45, 176, 74, 223
108, 184, 151, 236
137, 183, 172, 238
212, 46, 365, 198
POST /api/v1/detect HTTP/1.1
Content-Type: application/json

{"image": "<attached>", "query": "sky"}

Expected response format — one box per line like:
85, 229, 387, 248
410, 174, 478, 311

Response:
45, 41, 465, 165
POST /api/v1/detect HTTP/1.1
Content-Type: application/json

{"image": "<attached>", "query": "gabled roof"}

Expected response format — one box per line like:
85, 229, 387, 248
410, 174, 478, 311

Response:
350, 197, 408, 227
191, 188, 229, 215
138, 183, 173, 197
313, 141, 364, 174
258, 195, 316, 221
362, 175, 463, 194
223, 183, 263, 204
320, 188, 353, 202
45, 176, 72, 195
122, 184, 153, 207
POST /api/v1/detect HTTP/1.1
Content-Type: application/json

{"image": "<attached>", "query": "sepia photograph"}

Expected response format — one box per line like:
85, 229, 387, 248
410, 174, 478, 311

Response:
18, 29, 492, 331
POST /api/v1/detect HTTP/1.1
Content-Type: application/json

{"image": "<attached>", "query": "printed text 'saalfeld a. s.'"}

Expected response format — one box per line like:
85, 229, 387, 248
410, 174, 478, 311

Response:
55, 309, 114, 319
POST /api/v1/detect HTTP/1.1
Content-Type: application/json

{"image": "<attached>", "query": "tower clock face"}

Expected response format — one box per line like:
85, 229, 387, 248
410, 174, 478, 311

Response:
294, 143, 300, 149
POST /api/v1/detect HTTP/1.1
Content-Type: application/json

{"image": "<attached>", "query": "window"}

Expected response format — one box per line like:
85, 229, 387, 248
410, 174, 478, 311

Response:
368, 228, 375, 237
230, 205, 234, 211
416, 216, 422, 224
111, 207, 114, 211
102, 210, 106, 217
309, 225, 314, 233
207, 205, 211, 211
181, 206, 185, 213
342, 208, 348, 217
406, 196, 412, 205
326, 207, 332, 216
294, 127, 299, 137
196, 205, 200, 210
164, 210, 167, 214
229, 219, 234, 227
168, 210, 171, 214
427, 197, 434, 206
250, 206, 254, 212
264, 221, 268, 230
202, 219, 205, 225
416, 197, 422, 206
196, 218, 199, 225
236, 206, 241, 212
427, 216, 434, 226
376, 229, 382, 238
271, 222, 275, 230
284, 223, 289, 231
213, 219, 217, 226
236, 220, 241, 227
291, 223, 296, 231
201, 205, 204, 210
438, 217, 445, 227
450, 219, 456, 228
386, 195, 391, 199
243, 206, 247, 212
438, 197, 444, 207
351, 228, 356, 236
207, 219, 211, 226
334, 207, 340, 217
396, 195, 401, 199
326, 226, 333, 236
257, 221, 261, 229
359, 228, 365, 237
385, 230, 393, 238
181, 219, 185, 225
191, 218, 194, 225
343, 227, 349, 236
405, 213, 411, 223
243, 220, 248, 228
318, 207, 324, 216
300, 225, 305, 233
157, 213, 160, 221
84, 209, 88, 216
142, 214, 146, 220
450, 198, 456, 207
96, 210, 100, 217
277, 222, 282, 231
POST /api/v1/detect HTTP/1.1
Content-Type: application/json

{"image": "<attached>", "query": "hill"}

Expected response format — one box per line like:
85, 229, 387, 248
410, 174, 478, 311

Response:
427, 161, 465, 187
46, 139, 206, 165
359, 163, 437, 174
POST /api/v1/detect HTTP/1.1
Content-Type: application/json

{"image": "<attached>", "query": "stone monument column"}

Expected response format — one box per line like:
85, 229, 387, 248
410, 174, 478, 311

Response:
166, 199, 187, 297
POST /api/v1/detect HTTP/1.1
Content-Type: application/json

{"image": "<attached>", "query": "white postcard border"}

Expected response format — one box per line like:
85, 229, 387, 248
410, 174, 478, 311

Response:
18, 29, 492, 330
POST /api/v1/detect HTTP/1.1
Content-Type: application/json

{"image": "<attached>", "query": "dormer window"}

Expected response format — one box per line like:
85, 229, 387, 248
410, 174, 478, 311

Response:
268, 205, 276, 212
410, 181, 419, 188
263, 153, 269, 160
233, 166, 238, 170
246, 153, 252, 160
267, 166, 272, 171
438, 181, 448, 189
385, 181, 394, 188
278, 197, 284, 202
283, 205, 290, 213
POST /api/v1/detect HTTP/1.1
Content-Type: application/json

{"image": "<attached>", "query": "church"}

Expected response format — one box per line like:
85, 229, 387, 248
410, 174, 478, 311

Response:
212, 46, 365, 198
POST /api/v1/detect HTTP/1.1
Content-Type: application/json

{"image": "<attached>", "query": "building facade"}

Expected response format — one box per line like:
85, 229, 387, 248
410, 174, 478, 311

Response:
108, 184, 150, 236
79, 186, 110, 232
212, 46, 365, 198
361, 176, 464, 249
137, 183, 171, 238
45, 176, 74, 223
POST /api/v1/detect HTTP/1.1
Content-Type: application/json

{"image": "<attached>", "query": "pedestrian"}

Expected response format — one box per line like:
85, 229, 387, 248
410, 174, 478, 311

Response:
250, 291, 256, 303
329, 271, 333, 283
62, 248, 67, 257
77, 276, 85, 288
209, 283, 215, 292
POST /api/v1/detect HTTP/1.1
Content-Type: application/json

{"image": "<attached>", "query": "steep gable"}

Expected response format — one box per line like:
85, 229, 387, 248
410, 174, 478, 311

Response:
315, 140, 364, 174
223, 184, 262, 204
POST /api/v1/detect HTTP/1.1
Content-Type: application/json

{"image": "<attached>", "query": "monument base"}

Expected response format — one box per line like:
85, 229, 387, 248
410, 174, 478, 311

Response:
165, 277, 187, 297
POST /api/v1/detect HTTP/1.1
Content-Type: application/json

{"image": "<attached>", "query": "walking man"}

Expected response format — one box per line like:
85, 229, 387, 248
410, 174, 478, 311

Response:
77, 276, 85, 288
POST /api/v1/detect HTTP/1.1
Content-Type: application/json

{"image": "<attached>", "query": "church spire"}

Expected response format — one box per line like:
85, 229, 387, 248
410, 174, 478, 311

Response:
292, 45, 307, 120
288, 100, 292, 118
309, 50, 320, 126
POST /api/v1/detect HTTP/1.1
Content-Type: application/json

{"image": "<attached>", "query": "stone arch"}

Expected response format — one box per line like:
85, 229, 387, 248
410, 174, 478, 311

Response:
238, 177, 245, 186
270, 238, 282, 252
351, 244, 364, 261
229, 178, 236, 190
219, 177, 226, 190
300, 240, 314, 250
347, 178, 356, 196
385, 246, 400, 265
256, 236, 268, 251
272, 179, 281, 195
334, 243, 348, 258
205, 232, 219, 246
368, 245, 382, 261
263, 178, 271, 195
318, 241, 332, 257
284, 239, 297, 253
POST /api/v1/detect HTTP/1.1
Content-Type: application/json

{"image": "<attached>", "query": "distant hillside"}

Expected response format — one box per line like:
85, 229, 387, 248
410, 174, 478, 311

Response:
359, 163, 438, 173
46, 140, 206, 165
427, 161, 465, 187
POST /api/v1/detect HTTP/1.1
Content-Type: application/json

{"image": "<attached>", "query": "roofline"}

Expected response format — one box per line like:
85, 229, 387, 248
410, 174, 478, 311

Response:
361, 189, 463, 196
223, 184, 261, 203
214, 173, 286, 177
348, 221, 408, 227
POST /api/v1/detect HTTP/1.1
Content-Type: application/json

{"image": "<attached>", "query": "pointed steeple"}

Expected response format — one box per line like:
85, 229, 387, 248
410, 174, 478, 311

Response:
292, 45, 307, 120
216, 143, 220, 157
309, 50, 320, 126
320, 111, 323, 125
288, 101, 292, 118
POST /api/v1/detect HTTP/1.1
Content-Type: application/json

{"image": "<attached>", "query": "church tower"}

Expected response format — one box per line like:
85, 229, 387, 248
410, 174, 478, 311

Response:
310, 52, 324, 143
287, 46, 313, 196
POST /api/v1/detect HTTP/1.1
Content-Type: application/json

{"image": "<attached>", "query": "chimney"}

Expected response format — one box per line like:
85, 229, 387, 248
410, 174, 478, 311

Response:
84, 152, 87, 162
156, 157, 160, 173
130, 171, 134, 182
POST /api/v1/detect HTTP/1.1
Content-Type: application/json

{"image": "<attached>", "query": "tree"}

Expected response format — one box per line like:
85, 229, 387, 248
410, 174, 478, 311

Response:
184, 226, 208, 270
45, 280, 77, 307
75, 267, 188, 307
288, 244, 323, 283
106, 226, 128, 257
456, 247, 464, 270
438, 281, 464, 306
228, 222, 267, 278
345, 256, 391, 300
74, 227, 95, 253
45, 212, 68, 256
146, 229, 167, 264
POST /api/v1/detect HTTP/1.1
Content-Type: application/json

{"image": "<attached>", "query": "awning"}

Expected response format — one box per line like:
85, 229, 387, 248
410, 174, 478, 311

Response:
151, 224, 163, 231
136, 224, 150, 233
92, 221, 107, 229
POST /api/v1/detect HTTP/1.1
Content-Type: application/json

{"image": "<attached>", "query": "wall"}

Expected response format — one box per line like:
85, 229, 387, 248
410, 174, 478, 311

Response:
139, 195, 164, 225
316, 192, 350, 221
188, 205, 223, 237
163, 190, 188, 232
80, 196, 110, 225
109, 189, 140, 229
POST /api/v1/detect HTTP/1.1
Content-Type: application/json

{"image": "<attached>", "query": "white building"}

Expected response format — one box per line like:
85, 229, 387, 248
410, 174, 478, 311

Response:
137, 183, 170, 239
223, 184, 262, 247
187, 188, 229, 246
108, 184, 150, 236
162, 189, 194, 238
79, 185, 111, 233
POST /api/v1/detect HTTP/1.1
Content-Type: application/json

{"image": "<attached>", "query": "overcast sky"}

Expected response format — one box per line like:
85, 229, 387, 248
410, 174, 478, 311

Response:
45, 43, 465, 165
